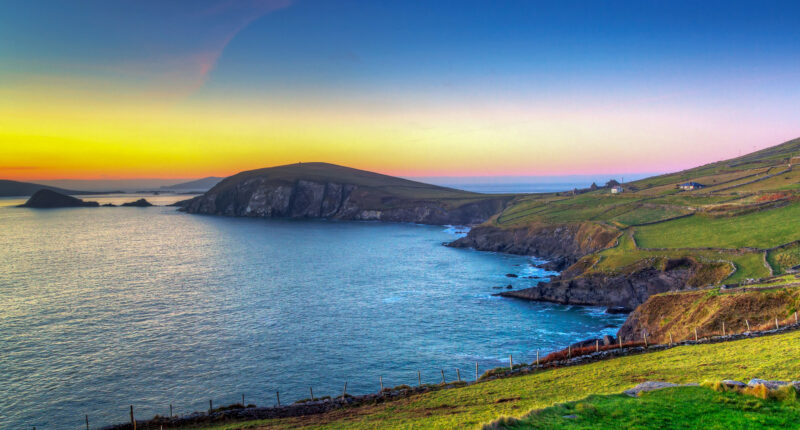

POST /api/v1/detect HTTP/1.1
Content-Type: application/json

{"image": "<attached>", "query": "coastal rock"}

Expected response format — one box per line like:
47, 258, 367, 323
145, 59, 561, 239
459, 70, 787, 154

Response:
447, 223, 618, 269
722, 380, 747, 388
19, 189, 99, 208
121, 198, 153, 207
500, 259, 698, 310
623, 381, 681, 397
748, 379, 790, 390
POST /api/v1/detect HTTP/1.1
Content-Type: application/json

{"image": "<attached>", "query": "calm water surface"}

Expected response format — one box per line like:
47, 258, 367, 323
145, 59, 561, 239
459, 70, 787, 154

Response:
0, 194, 625, 429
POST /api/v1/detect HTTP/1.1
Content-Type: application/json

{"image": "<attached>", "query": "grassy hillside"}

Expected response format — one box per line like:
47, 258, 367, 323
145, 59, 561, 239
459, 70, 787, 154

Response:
619, 275, 800, 344
190, 330, 800, 429
487, 137, 800, 284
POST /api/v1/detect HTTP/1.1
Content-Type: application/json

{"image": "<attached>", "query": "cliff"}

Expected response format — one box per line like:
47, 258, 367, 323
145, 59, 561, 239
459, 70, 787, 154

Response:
447, 222, 620, 270
178, 163, 512, 225
500, 258, 702, 311
19, 189, 99, 208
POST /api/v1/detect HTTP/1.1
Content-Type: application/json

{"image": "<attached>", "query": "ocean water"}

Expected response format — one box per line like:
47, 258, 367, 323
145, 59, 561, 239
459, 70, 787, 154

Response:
0, 194, 626, 429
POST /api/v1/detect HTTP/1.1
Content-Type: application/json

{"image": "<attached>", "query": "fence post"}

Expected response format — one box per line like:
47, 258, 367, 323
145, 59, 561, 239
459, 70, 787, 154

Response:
310, 386, 314, 400
568, 345, 571, 358
694, 327, 698, 342
536, 350, 540, 366
130, 405, 135, 430
776, 317, 780, 330
169, 404, 172, 418
342, 381, 348, 398
456, 368, 461, 382
596, 339, 599, 352
209, 400, 212, 413
746, 319, 751, 332
276, 391, 280, 406
242, 394, 245, 407
441, 369, 446, 384
643, 332, 648, 348
668, 332, 673, 346
619, 336, 622, 349
418, 370, 422, 386
722, 322, 726, 337
85, 414, 89, 430
475, 363, 478, 381
795, 311, 798, 324
380, 375, 383, 392
509, 354, 513, 370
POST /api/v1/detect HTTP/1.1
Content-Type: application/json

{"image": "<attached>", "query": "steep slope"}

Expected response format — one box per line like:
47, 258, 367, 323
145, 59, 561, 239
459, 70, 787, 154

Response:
179, 162, 513, 225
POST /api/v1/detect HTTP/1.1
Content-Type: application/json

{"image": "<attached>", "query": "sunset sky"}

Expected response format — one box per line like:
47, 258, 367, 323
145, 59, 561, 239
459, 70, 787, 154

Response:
1, 0, 799, 181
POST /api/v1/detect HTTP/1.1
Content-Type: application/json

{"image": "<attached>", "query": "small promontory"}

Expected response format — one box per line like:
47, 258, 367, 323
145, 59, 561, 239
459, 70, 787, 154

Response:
19, 189, 100, 208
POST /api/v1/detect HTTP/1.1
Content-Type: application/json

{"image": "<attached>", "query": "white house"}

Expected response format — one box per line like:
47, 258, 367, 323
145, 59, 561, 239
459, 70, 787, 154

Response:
610, 185, 624, 194
678, 182, 705, 191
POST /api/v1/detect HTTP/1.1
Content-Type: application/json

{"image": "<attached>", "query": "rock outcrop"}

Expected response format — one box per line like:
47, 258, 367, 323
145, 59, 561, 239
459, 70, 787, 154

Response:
19, 189, 99, 208
121, 198, 153, 207
447, 223, 619, 270
500, 258, 701, 311
179, 176, 509, 225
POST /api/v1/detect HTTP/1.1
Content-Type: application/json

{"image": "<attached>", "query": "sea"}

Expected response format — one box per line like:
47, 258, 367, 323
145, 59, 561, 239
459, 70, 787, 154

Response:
0, 193, 626, 429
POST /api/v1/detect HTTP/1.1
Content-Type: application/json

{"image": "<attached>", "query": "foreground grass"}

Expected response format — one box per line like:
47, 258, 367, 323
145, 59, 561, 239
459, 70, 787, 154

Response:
193, 330, 800, 429
498, 386, 800, 429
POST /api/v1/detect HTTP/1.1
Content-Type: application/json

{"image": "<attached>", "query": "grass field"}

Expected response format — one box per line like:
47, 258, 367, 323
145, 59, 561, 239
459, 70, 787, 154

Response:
497, 385, 800, 429
192, 330, 800, 429
634, 202, 800, 249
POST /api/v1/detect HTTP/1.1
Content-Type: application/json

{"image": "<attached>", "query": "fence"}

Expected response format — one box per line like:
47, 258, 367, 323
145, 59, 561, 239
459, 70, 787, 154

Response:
69, 311, 800, 429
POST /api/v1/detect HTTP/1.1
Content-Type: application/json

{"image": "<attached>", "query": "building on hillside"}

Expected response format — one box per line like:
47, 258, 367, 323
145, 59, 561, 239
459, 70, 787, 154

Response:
610, 185, 624, 194
678, 182, 705, 191
790, 155, 800, 166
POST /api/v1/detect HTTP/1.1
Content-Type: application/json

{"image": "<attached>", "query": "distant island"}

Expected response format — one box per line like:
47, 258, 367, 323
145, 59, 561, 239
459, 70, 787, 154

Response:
18, 189, 153, 209
0, 179, 100, 197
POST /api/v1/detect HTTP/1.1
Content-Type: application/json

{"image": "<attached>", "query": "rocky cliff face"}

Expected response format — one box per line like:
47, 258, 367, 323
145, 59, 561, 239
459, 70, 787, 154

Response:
447, 223, 619, 270
179, 177, 508, 225
500, 258, 700, 311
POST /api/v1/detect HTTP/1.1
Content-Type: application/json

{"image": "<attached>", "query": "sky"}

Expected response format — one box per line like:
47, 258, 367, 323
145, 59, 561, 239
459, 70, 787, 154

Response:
1, 0, 799, 181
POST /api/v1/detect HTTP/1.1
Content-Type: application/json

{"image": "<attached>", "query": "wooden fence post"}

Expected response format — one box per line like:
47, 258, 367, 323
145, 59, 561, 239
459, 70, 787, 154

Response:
746, 320, 751, 332
776, 317, 780, 330
209, 400, 212, 413
456, 368, 461, 382
475, 363, 478, 381
130, 405, 135, 430
509, 354, 513, 370
242, 394, 245, 407
536, 350, 540, 366
418, 370, 422, 386
343, 381, 348, 398
85, 414, 89, 430
694, 327, 698, 341
668, 332, 673, 346
169, 404, 172, 418
310, 386, 314, 400
643, 332, 648, 348
596, 339, 599, 352
380, 375, 383, 391
276, 391, 280, 406
441, 369, 446, 384
568, 345, 571, 358
619, 336, 622, 349
795, 311, 798, 324
722, 322, 726, 337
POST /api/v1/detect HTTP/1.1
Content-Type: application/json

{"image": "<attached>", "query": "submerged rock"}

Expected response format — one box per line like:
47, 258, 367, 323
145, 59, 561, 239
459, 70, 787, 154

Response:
19, 189, 99, 208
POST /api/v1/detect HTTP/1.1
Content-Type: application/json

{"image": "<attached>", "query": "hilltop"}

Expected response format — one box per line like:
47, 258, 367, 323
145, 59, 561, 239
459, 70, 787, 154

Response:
160, 176, 223, 192
178, 162, 514, 225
